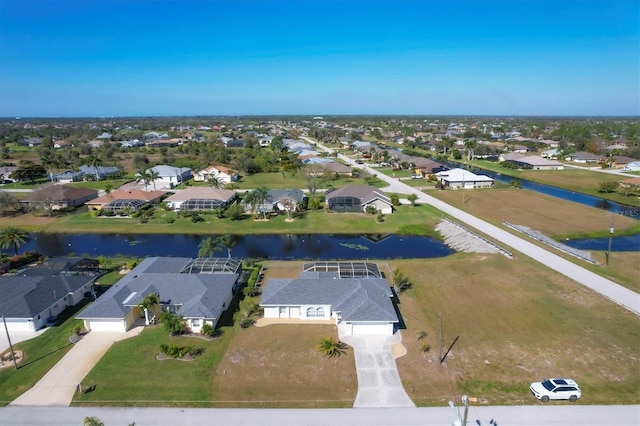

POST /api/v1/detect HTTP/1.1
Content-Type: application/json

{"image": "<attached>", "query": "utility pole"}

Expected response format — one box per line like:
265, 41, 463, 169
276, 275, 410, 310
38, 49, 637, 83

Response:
606, 213, 614, 266
2, 314, 19, 369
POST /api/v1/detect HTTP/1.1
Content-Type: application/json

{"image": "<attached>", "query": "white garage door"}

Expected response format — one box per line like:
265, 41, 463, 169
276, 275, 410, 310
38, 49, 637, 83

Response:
350, 322, 392, 335
87, 319, 126, 332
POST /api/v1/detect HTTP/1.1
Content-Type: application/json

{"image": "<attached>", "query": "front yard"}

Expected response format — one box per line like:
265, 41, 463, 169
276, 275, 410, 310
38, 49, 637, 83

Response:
65, 256, 639, 407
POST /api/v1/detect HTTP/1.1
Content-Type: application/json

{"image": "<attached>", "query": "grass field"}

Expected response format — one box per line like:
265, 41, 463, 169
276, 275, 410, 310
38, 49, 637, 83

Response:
429, 187, 640, 291
20, 203, 444, 237
390, 254, 639, 406
466, 160, 640, 206
63, 256, 640, 408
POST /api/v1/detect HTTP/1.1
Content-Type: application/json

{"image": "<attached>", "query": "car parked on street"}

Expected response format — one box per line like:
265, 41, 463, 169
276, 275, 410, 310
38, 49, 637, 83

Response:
530, 378, 581, 402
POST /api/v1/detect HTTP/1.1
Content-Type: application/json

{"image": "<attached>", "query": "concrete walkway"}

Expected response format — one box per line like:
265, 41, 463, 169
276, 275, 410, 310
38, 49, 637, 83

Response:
339, 328, 415, 408
10, 327, 143, 406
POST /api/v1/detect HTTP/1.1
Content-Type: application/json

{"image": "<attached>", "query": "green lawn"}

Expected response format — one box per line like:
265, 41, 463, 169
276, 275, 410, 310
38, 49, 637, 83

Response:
0, 302, 87, 406
39, 203, 444, 237
72, 323, 235, 407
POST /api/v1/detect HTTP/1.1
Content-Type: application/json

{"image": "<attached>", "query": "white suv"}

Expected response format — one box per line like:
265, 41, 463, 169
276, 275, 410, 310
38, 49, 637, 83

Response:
530, 378, 581, 402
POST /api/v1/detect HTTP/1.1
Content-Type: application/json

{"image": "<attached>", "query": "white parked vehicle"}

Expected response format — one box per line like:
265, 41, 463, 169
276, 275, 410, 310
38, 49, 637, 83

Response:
530, 378, 581, 402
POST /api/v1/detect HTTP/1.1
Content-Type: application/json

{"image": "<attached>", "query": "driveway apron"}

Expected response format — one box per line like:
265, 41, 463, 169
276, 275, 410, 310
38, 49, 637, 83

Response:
10, 327, 142, 406
340, 330, 415, 408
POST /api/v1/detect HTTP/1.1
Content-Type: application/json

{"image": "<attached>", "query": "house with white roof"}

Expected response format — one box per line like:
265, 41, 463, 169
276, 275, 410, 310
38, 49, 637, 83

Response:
435, 168, 494, 189
193, 165, 237, 184
146, 164, 192, 189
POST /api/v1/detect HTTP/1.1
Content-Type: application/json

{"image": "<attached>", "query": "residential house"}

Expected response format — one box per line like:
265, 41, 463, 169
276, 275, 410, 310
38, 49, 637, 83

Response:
541, 148, 561, 159
435, 168, 494, 189
564, 151, 604, 163
499, 152, 526, 162
611, 156, 639, 169
146, 164, 192, 189
79, 165, 121, 180
318, 162, 353, 177
164, 187, 237, 212
77, 257, 242, 333
225, 139, 245, 148
193, 165, 237, 185
243, 188, 306, 215
351, 140, 373, 152
621, 161, 640, 172
21, 137, 43, 147
0, 165, 18, 182
19, 185, 98, 211
413, 158, 448, 176
84, 188, 165, 215
260, 261, 398, 336
618, 176, 640, 193
508, 155, 564, 170
53, 170, 84, 183
325, 185, 393, 214
0, 258, 100, 332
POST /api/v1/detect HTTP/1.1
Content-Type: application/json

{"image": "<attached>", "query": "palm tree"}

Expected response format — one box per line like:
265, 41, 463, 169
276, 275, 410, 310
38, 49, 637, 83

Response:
243, 190, 259, 219
138, 293, 160, 325
208, 176, 222, 189
318, 337, 345, 357
135, 169, 151, 191
216, 234, 237, 258
146, 169, 160, 191
198, 237, 220, 258
253, 186, 272, 220
0, 226, 30, 256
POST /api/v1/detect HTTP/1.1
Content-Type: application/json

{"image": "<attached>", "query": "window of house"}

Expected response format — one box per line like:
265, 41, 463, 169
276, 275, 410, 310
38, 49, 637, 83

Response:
192, 319, 200, 327
316, 307, 325, 317
306, 307, 316, 317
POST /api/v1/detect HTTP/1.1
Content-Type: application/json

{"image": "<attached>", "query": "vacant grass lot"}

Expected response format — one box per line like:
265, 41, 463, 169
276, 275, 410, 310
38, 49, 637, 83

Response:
391, 254, 640, 406
67, 257, 638, 408
430, 188, 640, 291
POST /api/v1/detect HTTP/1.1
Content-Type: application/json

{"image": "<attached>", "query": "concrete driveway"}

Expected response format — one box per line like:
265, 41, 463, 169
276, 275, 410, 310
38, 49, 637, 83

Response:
339, 328, 415, 408
10, 327, 142, 406
1, 328, 48, 356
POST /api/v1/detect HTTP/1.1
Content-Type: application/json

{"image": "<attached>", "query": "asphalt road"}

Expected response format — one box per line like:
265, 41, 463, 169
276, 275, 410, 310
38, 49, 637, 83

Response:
304, 137, 640, 315
1, 405, 638, 426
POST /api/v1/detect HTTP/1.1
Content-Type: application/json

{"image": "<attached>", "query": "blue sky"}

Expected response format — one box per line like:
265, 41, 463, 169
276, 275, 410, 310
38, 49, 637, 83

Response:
0, 0, 638, 117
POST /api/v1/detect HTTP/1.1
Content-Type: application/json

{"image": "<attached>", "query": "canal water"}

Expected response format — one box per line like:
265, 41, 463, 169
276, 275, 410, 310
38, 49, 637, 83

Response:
24, 233, 455, 260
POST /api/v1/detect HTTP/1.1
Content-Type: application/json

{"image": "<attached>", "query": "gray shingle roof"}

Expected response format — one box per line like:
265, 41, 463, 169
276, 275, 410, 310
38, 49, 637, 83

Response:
260, 277, 397, 323
0, 258, 98, 319
77, 257, 238, 321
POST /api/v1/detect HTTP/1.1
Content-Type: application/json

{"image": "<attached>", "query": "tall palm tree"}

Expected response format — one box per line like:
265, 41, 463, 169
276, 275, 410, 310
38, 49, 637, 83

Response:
198, 237, 220, 258
216, 234, 237, 258
146, 169, 160, 191
0, 226, 30, 256
135, 169, 151, 191
252, 186, 272, 220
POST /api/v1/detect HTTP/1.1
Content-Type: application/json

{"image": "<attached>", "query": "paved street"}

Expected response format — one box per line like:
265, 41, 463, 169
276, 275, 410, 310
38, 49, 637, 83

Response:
304, 137, 640, 315
1, 405, 638, 425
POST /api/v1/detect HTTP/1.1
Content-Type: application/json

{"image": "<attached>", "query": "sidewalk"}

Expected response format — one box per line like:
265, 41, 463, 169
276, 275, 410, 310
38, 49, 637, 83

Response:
10, 326, 143, 406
